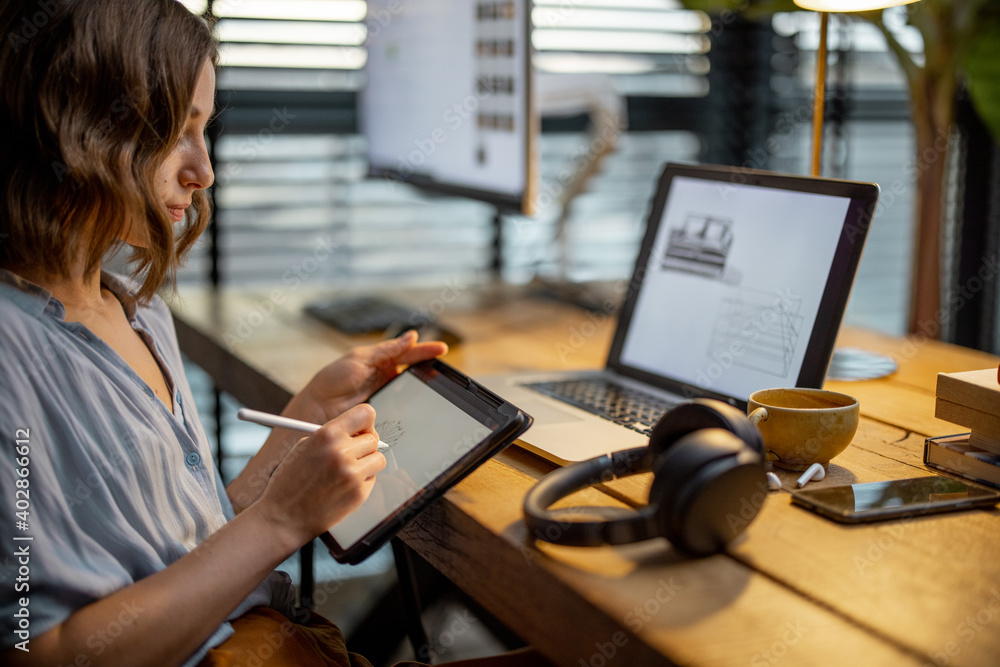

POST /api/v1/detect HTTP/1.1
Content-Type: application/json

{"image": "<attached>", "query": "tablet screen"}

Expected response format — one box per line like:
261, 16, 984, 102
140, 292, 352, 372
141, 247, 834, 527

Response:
327, 369, 493, 550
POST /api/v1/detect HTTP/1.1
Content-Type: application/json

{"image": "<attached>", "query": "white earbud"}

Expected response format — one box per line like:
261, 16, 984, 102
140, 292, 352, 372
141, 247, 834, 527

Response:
766, 472, 782, 491
795, 462, 826, 488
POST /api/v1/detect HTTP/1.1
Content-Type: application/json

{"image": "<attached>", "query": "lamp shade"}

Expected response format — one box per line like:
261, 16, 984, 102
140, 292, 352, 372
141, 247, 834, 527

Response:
792, 0, 917, 11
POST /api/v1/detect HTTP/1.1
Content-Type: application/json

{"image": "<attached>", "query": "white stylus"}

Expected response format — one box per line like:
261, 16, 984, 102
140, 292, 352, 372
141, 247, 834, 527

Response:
237, 408, 389, 452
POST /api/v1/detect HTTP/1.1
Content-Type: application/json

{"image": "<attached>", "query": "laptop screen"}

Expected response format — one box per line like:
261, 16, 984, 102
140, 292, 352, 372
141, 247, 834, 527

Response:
610, 163, 878, 407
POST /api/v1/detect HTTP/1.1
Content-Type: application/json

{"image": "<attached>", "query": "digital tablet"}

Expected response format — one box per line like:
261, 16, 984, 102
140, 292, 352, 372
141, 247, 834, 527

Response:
321, 359, 533, 564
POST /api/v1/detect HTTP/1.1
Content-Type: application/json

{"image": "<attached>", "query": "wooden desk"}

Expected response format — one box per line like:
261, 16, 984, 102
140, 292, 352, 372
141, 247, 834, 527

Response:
169, 285, 1000, 667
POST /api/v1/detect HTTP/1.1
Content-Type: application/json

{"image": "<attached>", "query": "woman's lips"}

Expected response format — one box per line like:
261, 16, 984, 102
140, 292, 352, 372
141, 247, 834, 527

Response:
167, 205, 188, 222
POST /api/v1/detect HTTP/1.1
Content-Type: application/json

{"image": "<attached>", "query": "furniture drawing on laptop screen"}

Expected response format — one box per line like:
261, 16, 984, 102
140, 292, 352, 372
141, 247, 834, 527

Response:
662, 214, 734, 280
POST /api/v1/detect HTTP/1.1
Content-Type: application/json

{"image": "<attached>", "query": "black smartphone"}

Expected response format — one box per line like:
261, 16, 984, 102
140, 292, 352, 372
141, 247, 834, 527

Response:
790, 474, 1000, 524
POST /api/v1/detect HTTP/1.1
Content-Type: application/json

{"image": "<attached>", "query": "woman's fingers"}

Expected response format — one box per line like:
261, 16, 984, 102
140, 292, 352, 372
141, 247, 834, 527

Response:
358, 449, 387, 481
395, 340, 449, 365
370, 331, 448, 370
317, 405, 386, 484
332, 402, 376, 433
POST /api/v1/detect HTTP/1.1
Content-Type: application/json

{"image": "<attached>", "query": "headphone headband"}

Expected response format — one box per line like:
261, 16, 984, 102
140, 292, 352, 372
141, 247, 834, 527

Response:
523, 447, 656, 547
649, 400, 763, 458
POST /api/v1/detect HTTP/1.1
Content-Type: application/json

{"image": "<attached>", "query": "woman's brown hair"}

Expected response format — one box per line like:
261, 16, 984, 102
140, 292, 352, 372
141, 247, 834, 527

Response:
0, 0, 218, 303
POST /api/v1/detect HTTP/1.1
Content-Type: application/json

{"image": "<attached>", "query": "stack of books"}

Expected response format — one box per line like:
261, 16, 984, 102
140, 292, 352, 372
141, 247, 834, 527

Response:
925, 368, 1000, 489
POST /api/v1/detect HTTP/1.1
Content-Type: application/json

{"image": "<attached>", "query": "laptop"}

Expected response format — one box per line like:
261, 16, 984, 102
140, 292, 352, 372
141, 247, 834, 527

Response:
482, 162, 879, 465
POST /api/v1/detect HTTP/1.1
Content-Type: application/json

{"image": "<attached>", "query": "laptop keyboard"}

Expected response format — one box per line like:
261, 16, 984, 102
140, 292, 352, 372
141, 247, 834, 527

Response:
524, 378, 679, 435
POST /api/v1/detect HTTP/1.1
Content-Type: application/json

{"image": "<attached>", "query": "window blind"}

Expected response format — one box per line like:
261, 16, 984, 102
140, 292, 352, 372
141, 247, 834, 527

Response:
175, 0, 919, 336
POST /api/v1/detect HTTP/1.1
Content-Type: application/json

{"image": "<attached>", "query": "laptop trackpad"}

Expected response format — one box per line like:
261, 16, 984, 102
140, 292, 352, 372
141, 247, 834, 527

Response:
529, 401, 584, 425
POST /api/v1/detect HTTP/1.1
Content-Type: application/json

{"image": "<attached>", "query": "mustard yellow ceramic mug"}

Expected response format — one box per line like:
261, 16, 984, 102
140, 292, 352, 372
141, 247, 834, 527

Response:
747, 388, 859, 471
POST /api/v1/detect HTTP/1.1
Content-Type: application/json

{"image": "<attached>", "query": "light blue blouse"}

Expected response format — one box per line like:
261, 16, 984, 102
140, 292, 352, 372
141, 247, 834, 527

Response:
0, 270, 295, 664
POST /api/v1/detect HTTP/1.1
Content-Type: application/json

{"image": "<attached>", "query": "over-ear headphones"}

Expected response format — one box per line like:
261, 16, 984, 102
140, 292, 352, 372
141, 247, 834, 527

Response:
523, 399, 767, 556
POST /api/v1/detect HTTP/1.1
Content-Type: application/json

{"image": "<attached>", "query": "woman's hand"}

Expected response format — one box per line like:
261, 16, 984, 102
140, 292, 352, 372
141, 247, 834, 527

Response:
253, 403, 387, 547
226, 331, 446, 513
284, 330, 448, 425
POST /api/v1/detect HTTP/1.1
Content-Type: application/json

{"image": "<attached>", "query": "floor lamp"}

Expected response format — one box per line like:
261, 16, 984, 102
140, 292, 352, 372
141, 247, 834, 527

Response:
793, 0, 920, 380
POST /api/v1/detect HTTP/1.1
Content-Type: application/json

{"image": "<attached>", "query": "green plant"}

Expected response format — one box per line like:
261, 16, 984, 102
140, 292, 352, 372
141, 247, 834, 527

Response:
681, 0, 1000, 335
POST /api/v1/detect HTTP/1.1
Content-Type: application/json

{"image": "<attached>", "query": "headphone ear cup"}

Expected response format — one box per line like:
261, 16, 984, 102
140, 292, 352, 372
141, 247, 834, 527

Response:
647, 428, 766, 556
648, 399, 764, 460
647, 428, 746, 521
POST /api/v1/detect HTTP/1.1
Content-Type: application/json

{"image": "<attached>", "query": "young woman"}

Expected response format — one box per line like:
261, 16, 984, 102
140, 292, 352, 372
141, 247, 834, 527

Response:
0, 2, 547, 666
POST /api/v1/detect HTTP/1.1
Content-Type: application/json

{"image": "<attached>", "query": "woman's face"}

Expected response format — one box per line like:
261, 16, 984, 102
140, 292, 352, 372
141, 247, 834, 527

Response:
120, 58, 216, 247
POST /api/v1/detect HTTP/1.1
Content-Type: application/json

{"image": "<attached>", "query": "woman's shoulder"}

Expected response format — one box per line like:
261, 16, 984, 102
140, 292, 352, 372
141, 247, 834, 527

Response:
0, 292, 57, 425
0, 276, 50, 344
